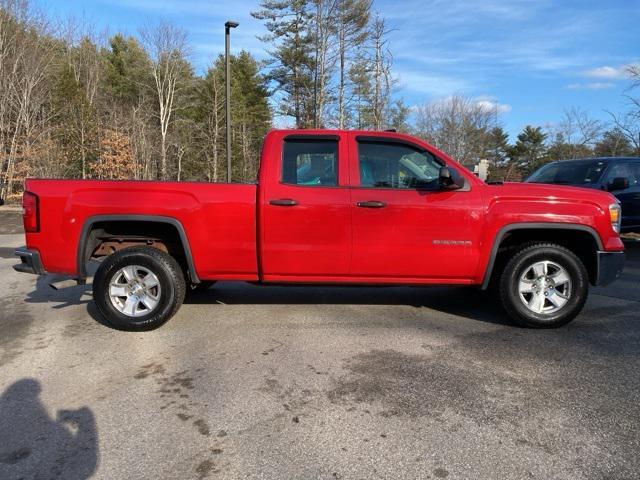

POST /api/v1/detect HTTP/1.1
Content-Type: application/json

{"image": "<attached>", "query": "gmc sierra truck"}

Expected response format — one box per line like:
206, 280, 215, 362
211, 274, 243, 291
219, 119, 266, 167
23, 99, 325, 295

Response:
14, 129, 625, 329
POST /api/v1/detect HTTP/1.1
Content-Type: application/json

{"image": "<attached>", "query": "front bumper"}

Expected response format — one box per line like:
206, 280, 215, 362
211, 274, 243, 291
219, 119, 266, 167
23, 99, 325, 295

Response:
13, 247, 47, 275
595, 251, 625, 286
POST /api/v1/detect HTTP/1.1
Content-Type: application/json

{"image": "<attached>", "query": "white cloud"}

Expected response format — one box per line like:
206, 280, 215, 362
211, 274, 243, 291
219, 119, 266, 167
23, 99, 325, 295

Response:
566, 82, 615, 90
583, 65, 630, 80
474, 96, 512, 113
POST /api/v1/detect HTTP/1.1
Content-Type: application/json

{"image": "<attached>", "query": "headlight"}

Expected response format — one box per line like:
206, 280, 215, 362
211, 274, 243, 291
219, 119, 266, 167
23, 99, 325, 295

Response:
609, 203, 621, 233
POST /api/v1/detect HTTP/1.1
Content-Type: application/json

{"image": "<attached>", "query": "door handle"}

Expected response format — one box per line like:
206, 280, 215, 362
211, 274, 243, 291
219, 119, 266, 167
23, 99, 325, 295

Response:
269, 198, 299, 207
356, 200, 386, 208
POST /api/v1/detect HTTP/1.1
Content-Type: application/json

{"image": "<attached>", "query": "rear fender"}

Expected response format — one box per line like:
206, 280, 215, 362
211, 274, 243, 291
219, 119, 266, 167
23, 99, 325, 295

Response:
77, 215, 199, 283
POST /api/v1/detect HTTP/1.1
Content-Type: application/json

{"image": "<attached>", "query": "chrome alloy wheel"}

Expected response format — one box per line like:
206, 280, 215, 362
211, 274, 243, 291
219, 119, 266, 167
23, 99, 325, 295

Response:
518, 260, 571, 314
108, 265, 162, 317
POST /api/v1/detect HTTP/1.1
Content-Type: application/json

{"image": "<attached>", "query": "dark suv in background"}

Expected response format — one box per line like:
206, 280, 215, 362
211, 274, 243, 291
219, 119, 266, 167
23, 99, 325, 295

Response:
526, 157, 640, 233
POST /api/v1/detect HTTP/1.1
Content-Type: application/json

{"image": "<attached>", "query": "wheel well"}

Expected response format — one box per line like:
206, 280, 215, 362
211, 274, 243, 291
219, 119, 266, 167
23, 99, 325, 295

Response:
80, 220, 196, 282
488, 228, 599, 287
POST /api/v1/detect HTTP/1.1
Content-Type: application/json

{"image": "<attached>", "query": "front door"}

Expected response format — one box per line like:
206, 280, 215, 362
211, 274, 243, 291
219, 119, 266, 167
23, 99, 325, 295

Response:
260, 134, 352, 280
349, 135, 483, 282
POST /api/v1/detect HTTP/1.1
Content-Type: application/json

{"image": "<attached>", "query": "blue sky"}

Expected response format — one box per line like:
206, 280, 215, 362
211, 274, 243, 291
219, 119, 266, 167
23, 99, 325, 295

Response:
43, 0, 639, 140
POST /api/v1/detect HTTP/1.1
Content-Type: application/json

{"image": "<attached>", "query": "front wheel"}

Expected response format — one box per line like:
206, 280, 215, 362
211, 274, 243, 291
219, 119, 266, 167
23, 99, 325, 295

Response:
93, 246, 186, 330
499, 243, 589, 328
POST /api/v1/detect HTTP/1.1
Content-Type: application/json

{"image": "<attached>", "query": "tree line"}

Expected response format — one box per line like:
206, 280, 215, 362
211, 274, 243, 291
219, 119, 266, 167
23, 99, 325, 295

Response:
1, 0, 639, 202
415, 97, 640, 181
0, 0, 270, 201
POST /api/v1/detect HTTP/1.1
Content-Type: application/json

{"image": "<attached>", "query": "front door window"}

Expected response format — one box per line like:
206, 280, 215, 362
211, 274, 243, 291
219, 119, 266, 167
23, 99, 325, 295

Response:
358, 141, 444, 190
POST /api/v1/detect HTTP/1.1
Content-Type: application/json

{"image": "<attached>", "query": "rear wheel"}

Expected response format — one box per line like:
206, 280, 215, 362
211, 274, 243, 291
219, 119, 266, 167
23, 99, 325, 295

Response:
93, 246, 186, 330
499, 243, 589, 328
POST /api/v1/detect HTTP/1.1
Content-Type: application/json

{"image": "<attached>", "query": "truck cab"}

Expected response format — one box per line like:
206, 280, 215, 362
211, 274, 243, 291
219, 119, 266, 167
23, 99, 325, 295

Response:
258, 130, 484, 283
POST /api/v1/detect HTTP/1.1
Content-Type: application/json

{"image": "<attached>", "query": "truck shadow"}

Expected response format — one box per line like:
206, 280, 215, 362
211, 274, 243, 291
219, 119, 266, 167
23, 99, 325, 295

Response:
24, 274, 92, 309
185, 284, 513, 326
184, 241, 640, 328
23, 261, 99, 309
0, 379, 99, 479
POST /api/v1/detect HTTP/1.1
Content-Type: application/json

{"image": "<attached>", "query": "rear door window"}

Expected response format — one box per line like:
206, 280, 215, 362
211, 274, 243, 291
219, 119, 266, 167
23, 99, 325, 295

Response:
282, 139, 338, 186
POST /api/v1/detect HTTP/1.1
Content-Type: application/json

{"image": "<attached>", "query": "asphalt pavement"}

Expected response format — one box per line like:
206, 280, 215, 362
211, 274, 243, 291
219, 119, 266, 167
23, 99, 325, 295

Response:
0, 208, 638, 480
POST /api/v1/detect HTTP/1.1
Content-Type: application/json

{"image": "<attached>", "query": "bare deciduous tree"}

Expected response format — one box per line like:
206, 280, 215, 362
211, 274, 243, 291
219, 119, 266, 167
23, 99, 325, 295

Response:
415, 95, 497, 166
605, 64, 640, 154
196, 70, 224, 182
0, 0, 56, 198
310, 0, 338, 127
369, 13, 392, 130
546, 107, 603, 158
335, 0, 370, 128
141, 22, 190, 180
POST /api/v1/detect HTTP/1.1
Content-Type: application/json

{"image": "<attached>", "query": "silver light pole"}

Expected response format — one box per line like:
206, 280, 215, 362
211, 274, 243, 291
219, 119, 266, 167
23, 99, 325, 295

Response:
225, 20, 239, 182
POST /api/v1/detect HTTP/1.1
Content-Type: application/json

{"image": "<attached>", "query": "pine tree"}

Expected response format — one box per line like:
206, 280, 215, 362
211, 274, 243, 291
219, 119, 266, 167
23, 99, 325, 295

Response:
102, 34, 155, 179
252, 0, 315, 128
53, 36, 103, 179
486, 127, 510, 166
103, 34, 152, 105
511, 126, 548, 173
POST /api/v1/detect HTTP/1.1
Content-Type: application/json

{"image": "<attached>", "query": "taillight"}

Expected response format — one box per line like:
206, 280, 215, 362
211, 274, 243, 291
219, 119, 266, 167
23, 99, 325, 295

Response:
22, 191, 39, 233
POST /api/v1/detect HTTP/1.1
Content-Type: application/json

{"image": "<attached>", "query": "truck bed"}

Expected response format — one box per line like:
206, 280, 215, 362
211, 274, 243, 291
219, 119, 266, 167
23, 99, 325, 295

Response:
23, 179, 259, 280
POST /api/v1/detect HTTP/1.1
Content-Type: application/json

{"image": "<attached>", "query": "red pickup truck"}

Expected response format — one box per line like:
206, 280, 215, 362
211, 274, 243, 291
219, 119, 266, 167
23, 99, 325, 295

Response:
14, 129, 625, 329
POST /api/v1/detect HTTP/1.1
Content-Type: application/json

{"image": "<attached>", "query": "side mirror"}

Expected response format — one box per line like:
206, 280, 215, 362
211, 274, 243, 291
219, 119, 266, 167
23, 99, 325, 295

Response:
607, 177, 629, 192
439, 167, 463, 190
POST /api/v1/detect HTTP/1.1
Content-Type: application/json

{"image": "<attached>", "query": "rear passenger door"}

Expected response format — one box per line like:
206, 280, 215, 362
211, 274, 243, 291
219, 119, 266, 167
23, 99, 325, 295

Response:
260, 134, 352, 280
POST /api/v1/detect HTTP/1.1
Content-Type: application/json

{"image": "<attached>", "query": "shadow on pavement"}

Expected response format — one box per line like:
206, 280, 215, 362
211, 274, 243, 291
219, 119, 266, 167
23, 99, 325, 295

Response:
24, 274, 92, 310
186, 283, 513, 326
0, 379, 99, 480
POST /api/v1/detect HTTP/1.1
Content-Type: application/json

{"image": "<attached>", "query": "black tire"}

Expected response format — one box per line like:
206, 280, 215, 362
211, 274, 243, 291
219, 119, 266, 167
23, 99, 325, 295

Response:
188, 280, 217, 293
499, 242, 589, 328
93, 246, 186, 330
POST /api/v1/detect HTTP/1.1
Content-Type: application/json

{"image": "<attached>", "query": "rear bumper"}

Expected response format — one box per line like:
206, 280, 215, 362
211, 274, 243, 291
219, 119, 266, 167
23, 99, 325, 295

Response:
13, 247, 47, 275
595, 251, 625, 286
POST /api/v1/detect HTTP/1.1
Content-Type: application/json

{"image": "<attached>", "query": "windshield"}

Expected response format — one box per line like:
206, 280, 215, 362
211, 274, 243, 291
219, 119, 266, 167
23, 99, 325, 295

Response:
527, 160, 608, 185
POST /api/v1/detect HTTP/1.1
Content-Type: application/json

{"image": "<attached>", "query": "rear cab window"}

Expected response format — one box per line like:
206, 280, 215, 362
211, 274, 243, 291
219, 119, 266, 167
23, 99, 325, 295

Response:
282, 139, 338, 186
